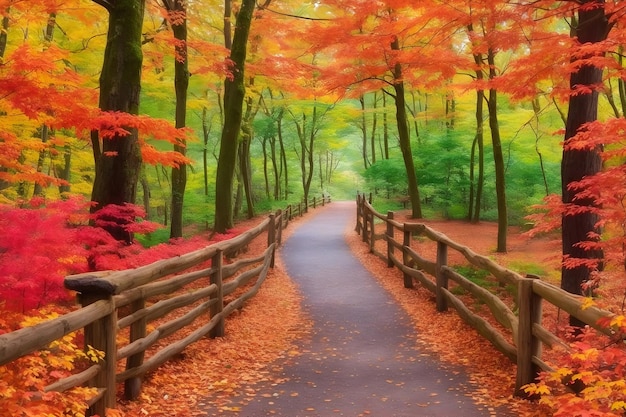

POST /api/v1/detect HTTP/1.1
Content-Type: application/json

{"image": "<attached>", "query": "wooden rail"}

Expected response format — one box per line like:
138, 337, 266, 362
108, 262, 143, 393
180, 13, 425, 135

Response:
0, 195, 330, 416
355, 193, 622, 397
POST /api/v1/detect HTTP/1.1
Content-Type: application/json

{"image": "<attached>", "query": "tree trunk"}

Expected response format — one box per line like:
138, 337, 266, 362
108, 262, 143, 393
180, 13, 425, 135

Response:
214, 0, 255, 232
90, 0, 145, 244
57, 144, 71, 195
370, 91, 377, 165
382, 91, 389, 159
202, 106, 210, 196
33, 125, 49, 197
470, 48, 485, 224
278, 112, 288, 200
391, 37, 422, 218
561, 0, 608, 307
240, 94, 258, 219
487, 49, 507, 252
169, 0, 189, 239
33, 14, 57, 197
359, 95, 368, 169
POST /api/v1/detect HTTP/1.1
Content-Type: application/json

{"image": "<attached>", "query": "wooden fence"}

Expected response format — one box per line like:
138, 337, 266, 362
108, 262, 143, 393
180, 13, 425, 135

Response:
0, 195, 330, 416
355, 193, 623, 396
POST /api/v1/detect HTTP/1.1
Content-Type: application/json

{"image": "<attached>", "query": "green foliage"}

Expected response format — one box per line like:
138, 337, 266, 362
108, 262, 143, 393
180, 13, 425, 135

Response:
363, 157, 408, 198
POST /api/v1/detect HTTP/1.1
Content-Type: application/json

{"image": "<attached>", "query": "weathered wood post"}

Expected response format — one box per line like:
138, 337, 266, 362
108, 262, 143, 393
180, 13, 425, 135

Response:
368, 210, 375, 254
268, 213, 276, 268
124, 297, 146, 400
313, 196, 317, 209
386, 211, 394, 268
64, 272, 118, 417
321, 194, 325, 206
402, 226, 414, 288
436, 242, 448, 312
362, 202, 369, 243
355, 194, 363, 234
515, 277, 543, 397
275, 209, 283, 246
209, 250, 225, 338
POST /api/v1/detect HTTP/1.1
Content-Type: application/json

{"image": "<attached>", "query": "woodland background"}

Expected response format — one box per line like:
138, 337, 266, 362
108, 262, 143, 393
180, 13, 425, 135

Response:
2, 0, 626, 415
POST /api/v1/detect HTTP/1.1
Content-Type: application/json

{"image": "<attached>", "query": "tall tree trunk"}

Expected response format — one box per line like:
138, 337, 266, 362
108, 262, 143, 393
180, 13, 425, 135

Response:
359, 95, 368, 169
240, 94, 258, 219
214, 0, 255, 232
33, 125, 49, 197
370, 91, 377, 165
90, 0, 145, 243
487, 49, 507, 252
278, 112, 288, 200
33, 13, 57, 197
561, 1, 608, 308
392, 37, 421, 218
262, 136, 270, 199
168, 0, 189, 239
0, 10, 9, 191
57, 144, 71, 195
202, 106, 210, 196
382, 90, 389, 159
470, 48, 485, 224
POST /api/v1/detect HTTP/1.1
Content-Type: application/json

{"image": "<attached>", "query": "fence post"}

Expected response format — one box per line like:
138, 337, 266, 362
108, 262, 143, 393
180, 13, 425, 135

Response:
321, 194, 325, 206
313, 196, 317, 209
436, 242, 448, 312
276, 209, 283, 246
124, 298, 146, 400
515, 277, 542, 397
79, 292, 117, 417
355, 194, 362, 234
386, 211, 394, 268
402, 227, 414, 288
368, 210, 375, 253
268, 213, 276, 268
209, 250, 225, 338
362, 203, 369, 243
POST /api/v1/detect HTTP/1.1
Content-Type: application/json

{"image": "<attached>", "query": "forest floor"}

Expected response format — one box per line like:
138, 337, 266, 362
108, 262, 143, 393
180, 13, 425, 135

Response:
116, 203, 621, 416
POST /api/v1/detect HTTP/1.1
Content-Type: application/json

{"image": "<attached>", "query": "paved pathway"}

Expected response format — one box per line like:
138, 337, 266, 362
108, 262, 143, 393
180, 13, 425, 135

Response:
213, 201, 507, 417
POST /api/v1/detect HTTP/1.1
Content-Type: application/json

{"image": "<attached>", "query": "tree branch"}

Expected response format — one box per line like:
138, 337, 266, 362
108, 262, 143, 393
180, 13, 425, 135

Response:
91, 0, 113, 12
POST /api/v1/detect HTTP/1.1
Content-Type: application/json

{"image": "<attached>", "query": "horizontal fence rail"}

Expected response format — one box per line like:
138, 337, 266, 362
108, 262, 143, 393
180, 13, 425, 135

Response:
0, 195, 330, 416
355, 193, 623, 397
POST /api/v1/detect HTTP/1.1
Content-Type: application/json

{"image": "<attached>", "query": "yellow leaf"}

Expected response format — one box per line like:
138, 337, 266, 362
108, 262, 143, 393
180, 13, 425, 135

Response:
581, 297, 595, 310
611, 401, 626, 411
610, 315, 626, 328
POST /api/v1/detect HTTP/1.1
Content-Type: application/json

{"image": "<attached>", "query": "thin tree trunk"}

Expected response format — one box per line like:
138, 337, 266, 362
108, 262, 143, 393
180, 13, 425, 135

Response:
168, 0, 189, 239
202, 106, 210, 196
392, 37, 421, 218
359, 95, 368, 169
370, 91, 377, 165
487, 49, 507, 252
278, 113, 288, 200
382, 90, 389, 159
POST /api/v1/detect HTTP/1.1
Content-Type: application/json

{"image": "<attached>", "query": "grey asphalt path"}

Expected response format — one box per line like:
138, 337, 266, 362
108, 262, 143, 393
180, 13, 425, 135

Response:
213, 201, 507, 417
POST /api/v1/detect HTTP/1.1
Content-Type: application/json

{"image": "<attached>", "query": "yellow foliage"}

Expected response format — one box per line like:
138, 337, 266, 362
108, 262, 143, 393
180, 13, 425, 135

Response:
581, 296, 596, 310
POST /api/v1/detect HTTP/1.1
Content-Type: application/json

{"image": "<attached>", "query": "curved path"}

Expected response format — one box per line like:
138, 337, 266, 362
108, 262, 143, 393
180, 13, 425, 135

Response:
218, 201, 505, 416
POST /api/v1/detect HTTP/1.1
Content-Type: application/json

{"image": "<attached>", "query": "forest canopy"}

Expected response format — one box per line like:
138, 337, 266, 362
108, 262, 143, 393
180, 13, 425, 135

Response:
0, 0, 625, 302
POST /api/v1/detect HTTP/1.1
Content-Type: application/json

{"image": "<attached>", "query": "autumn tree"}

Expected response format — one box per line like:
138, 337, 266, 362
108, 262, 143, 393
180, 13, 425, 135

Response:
89, 0, 146, 243
214, 0, 257, 233
163, 0, 190, 239
559, 1, 609, 305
